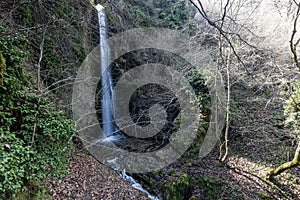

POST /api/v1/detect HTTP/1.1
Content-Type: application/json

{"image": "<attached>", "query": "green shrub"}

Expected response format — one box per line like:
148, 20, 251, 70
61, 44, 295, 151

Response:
284, 82, 300, 136
155, 0, 192, 29
0, 25, 75, 199
164, 173, 192, 200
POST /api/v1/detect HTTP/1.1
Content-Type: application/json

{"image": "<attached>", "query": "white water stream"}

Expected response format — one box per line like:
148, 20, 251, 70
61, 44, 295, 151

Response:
96, 5, 159, 200
97, 4, 118, 139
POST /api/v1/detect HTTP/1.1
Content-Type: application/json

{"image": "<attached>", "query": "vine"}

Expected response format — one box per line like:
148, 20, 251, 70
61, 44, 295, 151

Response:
0, 24, 75, 199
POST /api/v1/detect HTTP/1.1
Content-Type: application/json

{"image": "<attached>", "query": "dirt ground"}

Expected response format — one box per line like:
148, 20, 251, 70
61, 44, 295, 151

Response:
46, 152, 148, 199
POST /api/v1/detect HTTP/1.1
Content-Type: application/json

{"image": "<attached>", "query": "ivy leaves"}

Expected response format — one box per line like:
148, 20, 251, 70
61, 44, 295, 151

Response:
284, 82, 300, 136
0, 25, 75, 198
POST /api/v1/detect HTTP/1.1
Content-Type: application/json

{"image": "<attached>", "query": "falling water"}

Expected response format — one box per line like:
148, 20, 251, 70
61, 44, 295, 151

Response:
95, 4, 159, 200
97, 4, 118, 140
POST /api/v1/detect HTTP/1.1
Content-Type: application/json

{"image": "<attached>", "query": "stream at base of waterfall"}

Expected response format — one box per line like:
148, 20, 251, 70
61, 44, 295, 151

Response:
96, 4, 159, 200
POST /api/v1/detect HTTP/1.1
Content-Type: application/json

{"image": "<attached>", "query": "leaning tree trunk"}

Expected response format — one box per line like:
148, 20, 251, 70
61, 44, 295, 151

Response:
266, 140, 300, 179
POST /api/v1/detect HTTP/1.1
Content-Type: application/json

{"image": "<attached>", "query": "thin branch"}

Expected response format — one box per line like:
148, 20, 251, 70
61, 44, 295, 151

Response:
37, 26, 47, 91
42, 77, 75, 93
220, 0, 230, 29
293, 0, 299, 6
290, 3, 300, 70
189, 0, 252, 75
32, 25, 47, 143
197, 0, 208, 18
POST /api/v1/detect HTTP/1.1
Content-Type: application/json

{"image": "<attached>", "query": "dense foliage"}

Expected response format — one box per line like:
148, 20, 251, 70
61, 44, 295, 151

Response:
0, 25, 75, 198
0, 0, 198, 198
2, 0, 91, 113
163, 173, 191, 200
105, 0, 195, 31
285, 82, 300, 136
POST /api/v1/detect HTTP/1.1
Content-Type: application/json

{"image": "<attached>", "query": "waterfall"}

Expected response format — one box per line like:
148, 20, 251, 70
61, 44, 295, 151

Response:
95, 5, 160, 200
97, 4, 118, 141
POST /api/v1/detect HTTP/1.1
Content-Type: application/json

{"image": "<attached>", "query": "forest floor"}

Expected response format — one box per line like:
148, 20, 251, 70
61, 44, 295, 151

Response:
45, 151, 148, 199
175, 81, 300, 200
46, 78, 300, 199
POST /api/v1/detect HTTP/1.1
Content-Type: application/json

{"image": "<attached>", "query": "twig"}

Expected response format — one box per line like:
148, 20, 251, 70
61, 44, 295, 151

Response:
37, 26, 47, 91
189, 0, 252, 75
32, 26, 47, 142
290, 2, 300, 70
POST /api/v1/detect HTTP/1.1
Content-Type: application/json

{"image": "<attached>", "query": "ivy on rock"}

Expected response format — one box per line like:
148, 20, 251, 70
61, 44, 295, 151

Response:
0, 25, 75, 199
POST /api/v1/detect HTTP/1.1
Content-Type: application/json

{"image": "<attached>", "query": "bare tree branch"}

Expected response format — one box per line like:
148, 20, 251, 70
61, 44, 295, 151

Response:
189, 0, 252, 75
290, 2, 300, 70
37, 26, 47, 92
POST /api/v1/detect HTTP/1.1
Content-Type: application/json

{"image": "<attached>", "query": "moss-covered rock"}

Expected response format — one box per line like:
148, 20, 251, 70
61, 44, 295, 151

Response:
163, 173, 192, 200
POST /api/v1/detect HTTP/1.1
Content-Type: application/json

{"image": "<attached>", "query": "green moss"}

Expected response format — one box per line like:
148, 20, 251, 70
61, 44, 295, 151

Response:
186, 162, 193, 167
0, 51, 6, 85
103, 2, 116, 25
257, 191, 271, 200
14, 2, 34, 27
107, 11, 116, 25
127, 4, 151, 27
196, 175, 245, 200
163, 173, 191, 200
12, 180, 51, 200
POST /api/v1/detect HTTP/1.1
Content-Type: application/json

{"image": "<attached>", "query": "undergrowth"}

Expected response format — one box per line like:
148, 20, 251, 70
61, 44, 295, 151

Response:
0, 25, 75, 199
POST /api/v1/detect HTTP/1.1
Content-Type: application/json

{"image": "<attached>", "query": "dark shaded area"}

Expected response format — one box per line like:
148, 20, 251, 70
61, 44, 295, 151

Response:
95, 48, 209, 153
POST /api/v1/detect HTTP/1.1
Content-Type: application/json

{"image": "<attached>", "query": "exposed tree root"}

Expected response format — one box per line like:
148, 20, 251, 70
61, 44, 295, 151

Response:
266, 141, 300, 179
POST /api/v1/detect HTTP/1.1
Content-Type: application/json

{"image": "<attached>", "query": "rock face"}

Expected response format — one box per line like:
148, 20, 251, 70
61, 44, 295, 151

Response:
46, 152, 148, 200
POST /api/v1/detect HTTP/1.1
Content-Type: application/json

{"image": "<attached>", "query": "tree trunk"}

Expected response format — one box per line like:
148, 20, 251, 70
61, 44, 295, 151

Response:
266, 140, 300, 179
